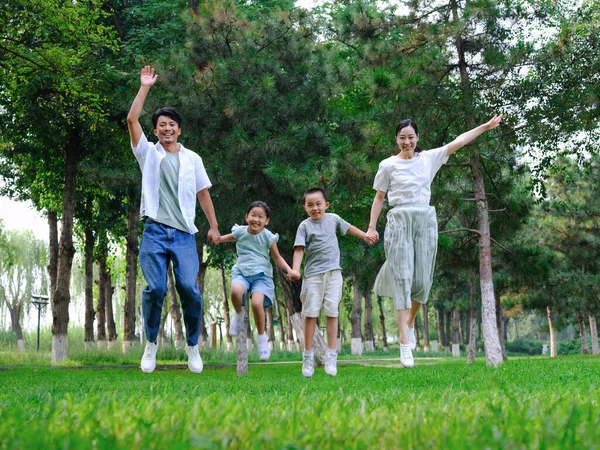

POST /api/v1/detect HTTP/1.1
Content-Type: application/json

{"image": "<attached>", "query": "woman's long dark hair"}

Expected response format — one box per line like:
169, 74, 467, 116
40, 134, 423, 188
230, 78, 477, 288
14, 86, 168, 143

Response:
395, 119, 422, 153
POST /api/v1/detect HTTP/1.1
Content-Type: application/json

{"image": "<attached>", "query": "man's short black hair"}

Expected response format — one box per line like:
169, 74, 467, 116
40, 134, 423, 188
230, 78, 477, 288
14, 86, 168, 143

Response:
152, 107, 182, 129
303, 187, 328, 204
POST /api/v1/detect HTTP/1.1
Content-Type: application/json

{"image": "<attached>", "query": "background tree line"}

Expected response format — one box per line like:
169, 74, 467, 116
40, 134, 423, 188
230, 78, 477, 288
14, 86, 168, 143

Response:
0, 0, 598, 364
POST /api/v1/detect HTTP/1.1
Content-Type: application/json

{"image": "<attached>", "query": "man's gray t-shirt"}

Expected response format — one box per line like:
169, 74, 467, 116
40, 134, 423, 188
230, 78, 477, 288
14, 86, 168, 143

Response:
156, 151, 189, 233
294, 213, 351, 278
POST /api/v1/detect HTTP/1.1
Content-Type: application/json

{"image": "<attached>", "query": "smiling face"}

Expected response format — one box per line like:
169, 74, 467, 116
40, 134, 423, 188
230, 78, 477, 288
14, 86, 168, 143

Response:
245, 206, 270, 235
396, 125, 419, 158
303, 191, 329, 221
153, 115, 181, 147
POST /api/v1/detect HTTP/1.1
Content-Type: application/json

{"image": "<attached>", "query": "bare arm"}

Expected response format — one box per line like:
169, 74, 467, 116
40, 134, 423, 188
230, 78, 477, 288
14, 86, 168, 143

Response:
446, 114, 503, 156
292, 246, 305, 273
127, 66, 157, 148
218, 233, 237, 244
271, 242, 300, 280
366, 190, 386, 244
197, 188, 220, 245
346, 225, 372, 245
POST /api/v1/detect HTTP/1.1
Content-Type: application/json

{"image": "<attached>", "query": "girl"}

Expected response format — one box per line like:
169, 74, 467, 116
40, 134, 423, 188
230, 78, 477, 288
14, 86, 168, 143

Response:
219, 201, 300, 360
366, 115, 502, 368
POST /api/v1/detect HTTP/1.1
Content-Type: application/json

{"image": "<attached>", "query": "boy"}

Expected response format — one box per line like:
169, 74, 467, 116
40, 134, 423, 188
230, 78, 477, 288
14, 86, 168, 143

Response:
292, 188, 372, 377
127, 65, 220, 374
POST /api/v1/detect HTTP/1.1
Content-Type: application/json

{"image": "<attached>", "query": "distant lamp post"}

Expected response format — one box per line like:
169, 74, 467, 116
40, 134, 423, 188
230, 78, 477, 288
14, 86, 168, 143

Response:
216, 316, 224, 349
31, 294, 49, 352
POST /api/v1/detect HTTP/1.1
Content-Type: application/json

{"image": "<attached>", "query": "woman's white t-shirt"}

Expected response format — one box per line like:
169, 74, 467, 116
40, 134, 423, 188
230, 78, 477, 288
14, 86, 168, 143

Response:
373, 146, 449, 206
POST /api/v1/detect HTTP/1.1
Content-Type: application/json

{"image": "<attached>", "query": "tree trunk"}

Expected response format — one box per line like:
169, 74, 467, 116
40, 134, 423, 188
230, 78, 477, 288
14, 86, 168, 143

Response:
276, 266, 327, 361
96, 259, 107, 348
195, 239, 209, 346
159, 295, 169, 347
122, 190, 139, 352
589, 314, 600, 355
422, 303, 430, 352
246, 314, 254, 351
266, 306, 275, 350
495, 294, 507, 361
220, 266, 234, 350
168, 262, 185, 349
8, 303, 24, 352
51, 140, 81, 361
47, 210, 59, 303
377, 296, 389, 351
467, 272, 477, 363
236, 306, 249, 376
414, 314, 420, 350
451, 0, 503, 366
437, 307, 446, 351
547, 306, 557, 357
445, 309, 452, 353
286, 309, 295, 351
363, 289, 374, 352
351, 273, 363, 355
105, 266, 117, 347
452, 309, 460, 357
578, 310, 591, 354
273, 284, 286, 351
84, 227, 95, 348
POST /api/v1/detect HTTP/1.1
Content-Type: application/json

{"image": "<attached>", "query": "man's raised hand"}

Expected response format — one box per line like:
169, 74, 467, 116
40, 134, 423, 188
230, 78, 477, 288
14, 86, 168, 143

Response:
140, 65, 157, 87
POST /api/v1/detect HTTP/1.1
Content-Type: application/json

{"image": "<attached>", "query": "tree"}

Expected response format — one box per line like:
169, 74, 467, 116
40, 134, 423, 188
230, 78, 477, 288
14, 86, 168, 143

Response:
0, 0, 118, 361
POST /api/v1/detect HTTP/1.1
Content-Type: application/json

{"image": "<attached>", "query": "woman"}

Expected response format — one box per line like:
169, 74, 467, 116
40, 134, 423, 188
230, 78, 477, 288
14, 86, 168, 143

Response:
366, 115, 502, 367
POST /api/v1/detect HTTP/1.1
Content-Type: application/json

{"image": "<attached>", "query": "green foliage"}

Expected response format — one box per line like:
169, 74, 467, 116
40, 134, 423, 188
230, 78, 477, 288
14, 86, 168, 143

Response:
1, 358, 600, 448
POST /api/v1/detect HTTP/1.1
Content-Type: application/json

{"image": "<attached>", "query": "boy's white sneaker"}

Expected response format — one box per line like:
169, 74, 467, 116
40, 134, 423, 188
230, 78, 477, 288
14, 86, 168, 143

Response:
302, 351, 315, 378
400, 344, 414, 368
325, 349, 338, 376
229, 311, 243, 336
185, 344, 204, 373
407, 326, 416, 350
141, 340, 158, 373
257, 333, 270, 361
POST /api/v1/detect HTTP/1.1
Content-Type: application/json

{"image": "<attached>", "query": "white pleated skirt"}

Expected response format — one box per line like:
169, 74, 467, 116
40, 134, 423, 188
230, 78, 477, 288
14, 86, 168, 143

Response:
373, 204, 438, 310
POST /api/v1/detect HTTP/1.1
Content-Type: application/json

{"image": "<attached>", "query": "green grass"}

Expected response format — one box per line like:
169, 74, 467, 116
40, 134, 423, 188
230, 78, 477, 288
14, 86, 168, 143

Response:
1, 356, 599, 449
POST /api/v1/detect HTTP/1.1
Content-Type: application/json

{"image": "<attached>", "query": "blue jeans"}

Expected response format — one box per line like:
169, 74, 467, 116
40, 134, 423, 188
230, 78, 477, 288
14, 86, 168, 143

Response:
139, 222, 202, 346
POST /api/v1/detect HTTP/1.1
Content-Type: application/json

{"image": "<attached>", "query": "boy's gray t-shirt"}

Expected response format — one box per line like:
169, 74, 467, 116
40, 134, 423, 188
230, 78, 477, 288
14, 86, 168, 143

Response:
294, 213, 351, 278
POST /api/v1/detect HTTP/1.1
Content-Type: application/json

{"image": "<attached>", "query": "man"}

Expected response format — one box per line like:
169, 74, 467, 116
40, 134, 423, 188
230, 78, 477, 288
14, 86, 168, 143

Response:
127, 65, 220, 373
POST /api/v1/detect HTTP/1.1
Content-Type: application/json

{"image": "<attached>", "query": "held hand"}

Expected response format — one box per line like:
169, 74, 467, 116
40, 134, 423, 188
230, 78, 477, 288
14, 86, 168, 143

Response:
366, 229, 379, 245
484, 114, 502, 131
287, 270, 301, 281
207, 228, 220, 246
140, 65, 157, 87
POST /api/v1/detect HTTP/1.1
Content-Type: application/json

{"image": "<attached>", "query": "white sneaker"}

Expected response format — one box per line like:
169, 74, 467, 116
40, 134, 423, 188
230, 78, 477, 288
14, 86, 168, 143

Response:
229, 311, 243, 336
325, 349, 338, 376
400, 344, 414, 368
257, 333, 270, 361
302, 351, 314, 378
185, 344, 203, 373
141, 341, 158, 373
407, 326, 416, 350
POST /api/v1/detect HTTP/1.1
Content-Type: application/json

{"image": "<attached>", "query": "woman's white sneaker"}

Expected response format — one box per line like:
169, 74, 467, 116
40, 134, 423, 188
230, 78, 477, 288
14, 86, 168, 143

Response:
400, 344, 414, 368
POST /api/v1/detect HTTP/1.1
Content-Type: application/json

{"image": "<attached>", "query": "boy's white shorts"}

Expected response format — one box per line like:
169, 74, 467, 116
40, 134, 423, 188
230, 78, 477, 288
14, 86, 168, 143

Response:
301, 269, 343, 318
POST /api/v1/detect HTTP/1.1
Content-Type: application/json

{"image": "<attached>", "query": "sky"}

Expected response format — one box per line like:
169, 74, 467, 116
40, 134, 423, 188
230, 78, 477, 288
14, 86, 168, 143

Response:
0, 196, 48, 241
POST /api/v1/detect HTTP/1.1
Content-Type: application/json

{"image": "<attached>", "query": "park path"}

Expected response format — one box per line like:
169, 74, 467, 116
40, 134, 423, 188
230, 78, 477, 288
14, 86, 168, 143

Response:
0, 357, 441, 371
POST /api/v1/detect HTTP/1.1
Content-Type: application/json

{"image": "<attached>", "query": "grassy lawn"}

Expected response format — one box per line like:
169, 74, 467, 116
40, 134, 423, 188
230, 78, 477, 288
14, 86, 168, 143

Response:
1, 355, 599, 449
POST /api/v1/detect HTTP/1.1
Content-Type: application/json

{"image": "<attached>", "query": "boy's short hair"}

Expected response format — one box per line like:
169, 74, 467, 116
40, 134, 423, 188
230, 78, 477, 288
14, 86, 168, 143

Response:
303, 187, 328, 204
152, 107, 182, 129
